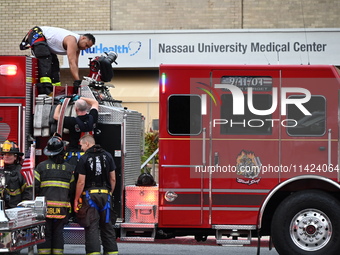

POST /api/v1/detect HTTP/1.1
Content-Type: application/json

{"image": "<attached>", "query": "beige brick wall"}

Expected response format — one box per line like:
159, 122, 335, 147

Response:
1, 0, 339, 56
111, 0, 339, 30
243, 0, 340, 28
0, 0, 110, 56
111, 0, 242, 30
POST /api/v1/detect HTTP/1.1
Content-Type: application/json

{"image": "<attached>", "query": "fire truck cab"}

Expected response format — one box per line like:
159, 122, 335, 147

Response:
156, 64, 340, 254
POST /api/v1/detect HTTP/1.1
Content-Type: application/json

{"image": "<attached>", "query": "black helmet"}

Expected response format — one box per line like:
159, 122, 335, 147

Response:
136, 172, 156, 186
44, 135, 66, 156
0, 140, 24, 156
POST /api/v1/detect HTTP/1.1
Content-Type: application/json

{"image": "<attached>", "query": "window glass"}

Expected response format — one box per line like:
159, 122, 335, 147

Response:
168, 95, 202, 135
287, 96, 326, 136
220, 94, 273, 135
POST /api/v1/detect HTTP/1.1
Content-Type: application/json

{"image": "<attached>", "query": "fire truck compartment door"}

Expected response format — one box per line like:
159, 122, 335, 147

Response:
280, 79, 339, 180
209, 69, 281, 225
160, 93, 207, 226
0, 104, 22, 144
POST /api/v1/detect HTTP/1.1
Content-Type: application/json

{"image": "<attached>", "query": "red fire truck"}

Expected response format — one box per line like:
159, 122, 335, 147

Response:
154, 64, 340, 255
2, 55, 340, 255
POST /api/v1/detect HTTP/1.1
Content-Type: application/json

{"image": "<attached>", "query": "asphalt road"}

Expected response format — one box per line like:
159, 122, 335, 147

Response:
20, 238, 279, 255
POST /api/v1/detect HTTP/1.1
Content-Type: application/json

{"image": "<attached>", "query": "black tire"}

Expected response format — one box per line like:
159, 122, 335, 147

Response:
271, 190, 340, 255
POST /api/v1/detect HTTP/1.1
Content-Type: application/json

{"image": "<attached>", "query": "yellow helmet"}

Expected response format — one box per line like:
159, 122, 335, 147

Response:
0, 140, 24, 156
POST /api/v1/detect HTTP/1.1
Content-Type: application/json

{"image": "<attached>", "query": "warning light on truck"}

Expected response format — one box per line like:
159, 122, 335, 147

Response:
0, 65, 17, 76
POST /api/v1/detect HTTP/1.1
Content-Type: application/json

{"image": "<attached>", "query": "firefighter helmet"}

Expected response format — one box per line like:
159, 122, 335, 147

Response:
44, 135, 66, 156
0, 140, 24, 156
136, 172, 156, 186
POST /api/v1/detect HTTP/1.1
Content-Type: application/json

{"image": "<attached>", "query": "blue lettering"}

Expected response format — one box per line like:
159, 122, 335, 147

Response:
81, 43, 130, 55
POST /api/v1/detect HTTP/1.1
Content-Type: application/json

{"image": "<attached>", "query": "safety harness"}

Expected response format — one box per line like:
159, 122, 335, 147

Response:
65, 151, 84, 162
84, 190, 111, 223
20, 26, 46, 50
83, 147, 112, 223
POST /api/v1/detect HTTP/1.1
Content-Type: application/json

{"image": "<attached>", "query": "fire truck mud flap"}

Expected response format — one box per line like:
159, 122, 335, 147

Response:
271, 189, 340, 255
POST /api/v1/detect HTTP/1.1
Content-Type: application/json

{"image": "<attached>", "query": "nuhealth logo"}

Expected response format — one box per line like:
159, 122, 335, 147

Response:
128, 41, 142, 56
81, 41, 142, 56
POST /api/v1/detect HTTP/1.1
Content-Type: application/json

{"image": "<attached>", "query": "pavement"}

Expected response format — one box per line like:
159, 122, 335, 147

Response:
19, 236, 271, 254
20, 236, 274, 255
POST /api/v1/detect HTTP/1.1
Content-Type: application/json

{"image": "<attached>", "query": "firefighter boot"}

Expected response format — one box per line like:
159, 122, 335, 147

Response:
73, 80, 82, 94
40, 77, 53, 96
44, 83, 53, 96
36, 83, 53, 96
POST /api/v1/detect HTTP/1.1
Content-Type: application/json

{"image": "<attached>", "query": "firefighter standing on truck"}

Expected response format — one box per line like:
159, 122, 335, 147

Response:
34, 134, 75, 255
73, 134, 118, 255
19, 26, 96, 95
0, 140, 32, 209
53, 96, 99, 165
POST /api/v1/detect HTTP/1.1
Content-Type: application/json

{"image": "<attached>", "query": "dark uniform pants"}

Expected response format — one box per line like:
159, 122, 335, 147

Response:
83, 192, 118, 255
37, 217, 68, 255
24, 26, 61, 85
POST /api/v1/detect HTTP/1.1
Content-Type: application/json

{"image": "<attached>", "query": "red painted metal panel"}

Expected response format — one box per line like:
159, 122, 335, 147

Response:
158, 64, 340, 228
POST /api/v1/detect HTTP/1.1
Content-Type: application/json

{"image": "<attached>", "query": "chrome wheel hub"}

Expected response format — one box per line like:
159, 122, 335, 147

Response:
290, 209, 332, 251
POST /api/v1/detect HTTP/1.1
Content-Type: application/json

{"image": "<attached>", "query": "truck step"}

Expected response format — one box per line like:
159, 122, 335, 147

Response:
216, 239, 251, 245
120, 223, 157, 228
120, 236, 155, 242
212, 225, 256, 230
120, 223, 157, 242
214, 225, 255, 246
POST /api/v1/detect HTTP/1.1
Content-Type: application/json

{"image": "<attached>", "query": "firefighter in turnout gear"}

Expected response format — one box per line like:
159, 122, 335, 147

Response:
74, 135, 118, 255
0, 140, 32, 209
35, 134, 75, 255
20, 26, 95, 95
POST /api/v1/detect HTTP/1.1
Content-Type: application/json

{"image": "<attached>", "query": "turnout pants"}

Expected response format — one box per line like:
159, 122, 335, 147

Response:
37, 217, 68, 255
20, 26, 61, 86
82, 191, 118, 255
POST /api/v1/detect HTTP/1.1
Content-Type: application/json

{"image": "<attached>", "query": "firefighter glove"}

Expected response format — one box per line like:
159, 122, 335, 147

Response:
71, 94, 80, 102
59, 97, 65, 104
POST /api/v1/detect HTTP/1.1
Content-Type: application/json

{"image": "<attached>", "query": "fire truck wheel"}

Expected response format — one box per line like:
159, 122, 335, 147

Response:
271, 189, 340, 255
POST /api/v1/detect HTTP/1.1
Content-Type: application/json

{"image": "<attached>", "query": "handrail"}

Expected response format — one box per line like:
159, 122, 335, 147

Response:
141, 147, 159, 170
328, 129, 331, 166
202, 128, 206, 165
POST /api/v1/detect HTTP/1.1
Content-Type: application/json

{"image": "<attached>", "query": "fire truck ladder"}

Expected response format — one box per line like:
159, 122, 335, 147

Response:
213, 225, 256, 245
